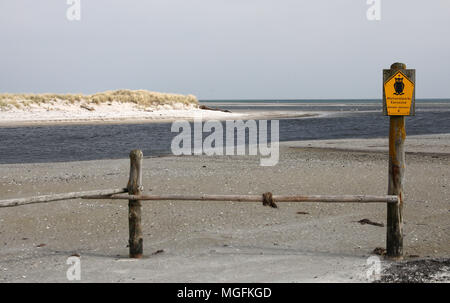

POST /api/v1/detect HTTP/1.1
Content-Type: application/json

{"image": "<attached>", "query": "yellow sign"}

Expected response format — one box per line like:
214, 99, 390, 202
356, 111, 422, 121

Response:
384, 71, 414, 115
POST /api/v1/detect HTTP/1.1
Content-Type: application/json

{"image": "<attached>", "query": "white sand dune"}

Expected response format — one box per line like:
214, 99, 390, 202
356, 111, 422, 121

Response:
0, 89, 251, 125
0, 100, 248, 126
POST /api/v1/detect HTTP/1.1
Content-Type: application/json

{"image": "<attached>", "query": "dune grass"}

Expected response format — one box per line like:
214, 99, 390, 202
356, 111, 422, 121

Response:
0, 90, 198, 110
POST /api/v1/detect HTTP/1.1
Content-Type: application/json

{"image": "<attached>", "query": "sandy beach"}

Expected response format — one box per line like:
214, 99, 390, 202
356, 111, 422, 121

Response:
2, 0, 450, 289
0, 134, 448, 282
0, 100, 319, 127
0, 101, 242, 126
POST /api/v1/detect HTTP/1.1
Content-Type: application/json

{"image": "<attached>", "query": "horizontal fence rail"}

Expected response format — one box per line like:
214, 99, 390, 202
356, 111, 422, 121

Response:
0, 188, 127, 208
83, 193, 399, 204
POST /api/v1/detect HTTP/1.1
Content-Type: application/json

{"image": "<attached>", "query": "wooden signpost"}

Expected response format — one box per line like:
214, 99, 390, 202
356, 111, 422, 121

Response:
383, 62, 415, 259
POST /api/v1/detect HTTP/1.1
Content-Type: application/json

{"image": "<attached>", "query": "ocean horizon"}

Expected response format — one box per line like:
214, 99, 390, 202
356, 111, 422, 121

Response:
200, 98, 450, 103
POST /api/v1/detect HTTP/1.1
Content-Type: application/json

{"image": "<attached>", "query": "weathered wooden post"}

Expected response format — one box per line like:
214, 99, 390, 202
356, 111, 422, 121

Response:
383, 62, 415, 258
127, 149, 144, 258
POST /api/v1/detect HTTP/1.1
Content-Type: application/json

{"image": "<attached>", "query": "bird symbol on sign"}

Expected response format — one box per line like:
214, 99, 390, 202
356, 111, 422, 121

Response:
394, 77, 405, 95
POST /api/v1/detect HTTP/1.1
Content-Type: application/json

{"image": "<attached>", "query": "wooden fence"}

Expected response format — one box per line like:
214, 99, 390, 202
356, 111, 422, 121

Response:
0, 149, 401, 260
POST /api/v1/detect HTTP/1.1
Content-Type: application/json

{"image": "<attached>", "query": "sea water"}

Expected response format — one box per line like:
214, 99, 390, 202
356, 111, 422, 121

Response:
0, 99, 449, 164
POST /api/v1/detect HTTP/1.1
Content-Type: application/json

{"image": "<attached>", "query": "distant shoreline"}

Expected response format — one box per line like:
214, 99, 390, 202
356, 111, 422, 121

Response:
0, 110, 318, 128
200, 98, 450, 103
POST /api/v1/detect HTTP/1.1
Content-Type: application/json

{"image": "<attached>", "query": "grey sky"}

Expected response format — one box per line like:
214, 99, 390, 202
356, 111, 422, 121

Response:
0, 0, 449, 99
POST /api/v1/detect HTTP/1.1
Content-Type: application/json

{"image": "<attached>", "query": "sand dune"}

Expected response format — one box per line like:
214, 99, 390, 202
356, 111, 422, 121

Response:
0, 90, 253, 125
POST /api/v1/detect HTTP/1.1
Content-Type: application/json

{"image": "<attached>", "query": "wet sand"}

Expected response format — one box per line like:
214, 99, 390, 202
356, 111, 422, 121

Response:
0, 135, 449, 282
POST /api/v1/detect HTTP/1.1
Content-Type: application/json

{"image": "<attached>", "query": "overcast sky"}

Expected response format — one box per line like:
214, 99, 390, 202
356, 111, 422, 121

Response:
0, 0, 449, 99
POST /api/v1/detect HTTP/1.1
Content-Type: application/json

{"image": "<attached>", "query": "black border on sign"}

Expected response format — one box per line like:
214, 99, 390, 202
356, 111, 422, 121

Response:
384, 70, 415, 86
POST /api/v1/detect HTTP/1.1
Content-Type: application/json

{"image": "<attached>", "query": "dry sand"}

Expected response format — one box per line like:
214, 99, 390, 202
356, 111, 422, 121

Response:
0, 100, 317, 126
0, 102, 243, 126
0, 134, 449, 282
